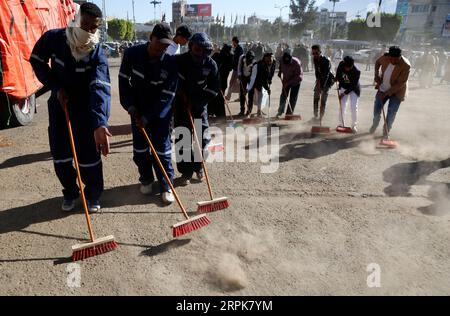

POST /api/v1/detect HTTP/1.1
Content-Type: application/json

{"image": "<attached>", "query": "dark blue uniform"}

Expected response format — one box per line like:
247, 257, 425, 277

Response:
174, 52, 220, 179
30, 29, 111, 201
119, 44, 178, 192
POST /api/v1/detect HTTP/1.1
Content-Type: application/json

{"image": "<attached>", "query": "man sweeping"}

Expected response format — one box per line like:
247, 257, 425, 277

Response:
30, 3, 111, 213
238, 51, 256, 116
247, 52, 276, 118
174, 33, 220, 186
225, 36, 244, 103
276, 50, 303, 118
312, 45, 334, 122
336, 56, 361, 133
119, 23, 178, 204
370, 46, 411, 140
166, 24, 192, 56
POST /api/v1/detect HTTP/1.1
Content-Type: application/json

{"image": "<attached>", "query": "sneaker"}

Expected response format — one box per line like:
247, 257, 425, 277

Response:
180, 176, 191, 186
238, 111, 245, 116
87, 200, 101, 214
162, 191, 175, 204
256, 111, 263, 118
196, 170, 206, 182
352, 126, 358, 134
61, 199, 76, 212
140, 183, 153, 195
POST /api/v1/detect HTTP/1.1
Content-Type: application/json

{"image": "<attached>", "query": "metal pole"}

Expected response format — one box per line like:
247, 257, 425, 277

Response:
132, 0, 137, 40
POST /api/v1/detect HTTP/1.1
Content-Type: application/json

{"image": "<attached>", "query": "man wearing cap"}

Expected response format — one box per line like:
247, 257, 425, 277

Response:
277, 50, 303, 118
175, 33, 220, 186
247, 52, 276, 117
119, 23, 178, 204
370, 46, 411, 139
30, 3, 111, 213
166, 24, 192, 56
238, 50, 256, 116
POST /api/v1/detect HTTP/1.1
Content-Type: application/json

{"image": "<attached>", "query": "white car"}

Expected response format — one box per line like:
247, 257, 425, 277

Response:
352, 49, 372, 63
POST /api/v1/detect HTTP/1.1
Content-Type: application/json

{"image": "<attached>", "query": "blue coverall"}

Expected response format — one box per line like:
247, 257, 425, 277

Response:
174, 52, 220, 179
30, 29, 111, 201
119, 44, 178, 192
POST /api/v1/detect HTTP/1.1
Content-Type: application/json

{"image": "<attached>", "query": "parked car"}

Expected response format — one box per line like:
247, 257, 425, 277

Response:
351, 49, 372, 63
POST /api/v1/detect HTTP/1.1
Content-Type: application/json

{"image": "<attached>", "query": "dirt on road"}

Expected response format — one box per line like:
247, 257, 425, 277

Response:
1, 58, 450, 295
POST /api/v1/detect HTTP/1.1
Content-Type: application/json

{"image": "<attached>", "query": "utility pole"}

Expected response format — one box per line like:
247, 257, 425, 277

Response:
150, 0, 162, 23
275, 4, 288, 42
329, 0, 339, 39
102, 0, 107, 42
132, 0, 137, 40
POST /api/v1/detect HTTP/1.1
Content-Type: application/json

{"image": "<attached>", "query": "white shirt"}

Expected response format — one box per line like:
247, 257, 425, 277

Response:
380, 63, 395, 92
166, 42, 180, 56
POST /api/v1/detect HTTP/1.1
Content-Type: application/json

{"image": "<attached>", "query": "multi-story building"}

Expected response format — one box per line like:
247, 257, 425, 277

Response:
172, 0, 187, 28
315, 8, 347, 29
398, 0, 450, 43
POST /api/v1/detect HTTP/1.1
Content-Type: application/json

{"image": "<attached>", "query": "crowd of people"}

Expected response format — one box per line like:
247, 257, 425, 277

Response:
28, 2, 444, 212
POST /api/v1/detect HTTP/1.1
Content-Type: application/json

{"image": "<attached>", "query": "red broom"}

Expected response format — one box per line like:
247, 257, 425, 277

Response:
377, 103, 398, 149
336, 86, 353, 134
281, 85, 302, 121
311, 82, 331, 135
63, 103, 117, 262
187, 111, 230, 213
139, 127, 211, 237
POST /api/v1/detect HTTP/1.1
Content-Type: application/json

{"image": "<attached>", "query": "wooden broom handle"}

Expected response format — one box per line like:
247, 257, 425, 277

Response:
187, 111, 214, 201
139, 127, 189, 220
63, 103, 95, 242
281, 83, 294, 114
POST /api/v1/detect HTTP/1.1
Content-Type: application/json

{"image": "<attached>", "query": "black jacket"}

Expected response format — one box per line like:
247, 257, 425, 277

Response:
252, 60, 276, 92
314, 55, 334, 89
336, 61, 361, 97
232, 45, 244, 71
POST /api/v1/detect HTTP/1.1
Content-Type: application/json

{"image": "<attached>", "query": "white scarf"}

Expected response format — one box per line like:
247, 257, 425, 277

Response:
66, 27, 99, 61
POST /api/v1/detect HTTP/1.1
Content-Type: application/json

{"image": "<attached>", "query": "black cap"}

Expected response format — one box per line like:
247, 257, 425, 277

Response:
176, 24, 192, 40
151, 23, 173, 44
343, 56, 354, 67
388, 46, 402, 57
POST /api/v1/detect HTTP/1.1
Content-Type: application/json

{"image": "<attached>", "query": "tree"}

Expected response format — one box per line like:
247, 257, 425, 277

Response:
290, 0, 318, 38
107, 19, 135, 41
348, 13, 402, 42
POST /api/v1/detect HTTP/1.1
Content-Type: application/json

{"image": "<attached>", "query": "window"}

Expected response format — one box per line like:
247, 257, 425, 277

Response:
411, 4, 430, 13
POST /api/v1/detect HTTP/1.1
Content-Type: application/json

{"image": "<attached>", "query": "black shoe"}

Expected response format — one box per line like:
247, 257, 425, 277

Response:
369, 125, 377, 134
238, 111, 245, 116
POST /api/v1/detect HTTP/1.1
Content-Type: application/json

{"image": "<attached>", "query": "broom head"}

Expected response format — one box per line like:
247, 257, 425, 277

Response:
172, 214, 211, 238
208, 143, 224, 153
377, 139, 398, 149
284, 114, 302, 121
311, 126, 331, 134
336, 126, 354, 134
197, 197, 229, 213
72, 235, 118, 262
243, 117, 264, 125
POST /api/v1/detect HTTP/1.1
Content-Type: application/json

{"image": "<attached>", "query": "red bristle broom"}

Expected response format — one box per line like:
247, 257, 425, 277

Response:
139, 127, 211, 238
377, 103, 398, 149
281, 84, 302, 121
335, 85, 354, 134
311, 82, 331, 135
63, 103, 117, 262
187, 111, 230, 213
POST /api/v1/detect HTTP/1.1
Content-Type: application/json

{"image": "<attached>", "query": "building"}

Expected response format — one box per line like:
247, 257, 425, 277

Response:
315, 8, 347, 29
171, 1, 213, 33
172, 0, 187, 28
398, 0, 450, 43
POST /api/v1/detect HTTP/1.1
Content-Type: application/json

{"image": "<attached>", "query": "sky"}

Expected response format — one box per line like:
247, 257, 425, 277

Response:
90, 0, 397, 25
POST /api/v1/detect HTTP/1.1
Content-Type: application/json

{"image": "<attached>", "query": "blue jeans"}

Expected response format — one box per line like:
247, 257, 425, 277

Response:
278, 83, 301, 115
372, 91, 401, 135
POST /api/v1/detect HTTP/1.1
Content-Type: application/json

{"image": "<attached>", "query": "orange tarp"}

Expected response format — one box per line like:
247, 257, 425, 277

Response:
0, 0, 76, 99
